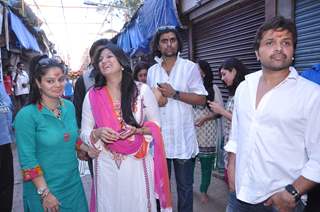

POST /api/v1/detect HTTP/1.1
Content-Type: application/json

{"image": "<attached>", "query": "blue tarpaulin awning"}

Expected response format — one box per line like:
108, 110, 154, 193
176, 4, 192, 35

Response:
116, 0, 181, 56
9, 9, 41, 52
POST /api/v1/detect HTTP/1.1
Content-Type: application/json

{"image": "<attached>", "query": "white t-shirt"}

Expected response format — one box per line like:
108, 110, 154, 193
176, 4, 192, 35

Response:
13, 70, 29, 96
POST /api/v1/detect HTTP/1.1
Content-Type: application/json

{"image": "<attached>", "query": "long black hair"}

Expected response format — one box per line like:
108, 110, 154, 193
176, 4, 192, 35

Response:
93, 43, 140, 128
28, 55, 65, 104
218, 58, 249, 96
133, 61, 149, 81
198, 60, 215, 108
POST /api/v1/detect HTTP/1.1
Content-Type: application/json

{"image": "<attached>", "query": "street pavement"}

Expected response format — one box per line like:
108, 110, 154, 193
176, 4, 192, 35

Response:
12, 144, 228, 212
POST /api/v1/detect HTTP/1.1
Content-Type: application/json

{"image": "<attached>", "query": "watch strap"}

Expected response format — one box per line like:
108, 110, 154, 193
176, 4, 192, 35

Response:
173, 90, 180, 100
285, 184, 301, 202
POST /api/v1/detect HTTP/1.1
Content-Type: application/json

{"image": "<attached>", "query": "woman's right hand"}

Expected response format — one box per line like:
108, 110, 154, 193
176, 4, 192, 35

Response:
94, 127, 120, 143
42, 192, 60, 212
208, 100, 225, 115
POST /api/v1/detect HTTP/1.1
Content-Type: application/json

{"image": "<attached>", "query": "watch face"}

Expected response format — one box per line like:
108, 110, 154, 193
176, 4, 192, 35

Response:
37, 188, 46, 195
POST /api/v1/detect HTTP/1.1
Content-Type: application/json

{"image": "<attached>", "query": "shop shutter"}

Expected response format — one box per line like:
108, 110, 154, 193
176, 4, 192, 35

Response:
193, 0, 265, 100
178, 28, 189, 59
294, 0, 320, 71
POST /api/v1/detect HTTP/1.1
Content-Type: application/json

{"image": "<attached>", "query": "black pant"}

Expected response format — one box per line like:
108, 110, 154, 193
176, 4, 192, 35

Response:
16, 94, 29, 108
305, 184, 320, 212
88, 157, 93, 177
0, 144, 14, 212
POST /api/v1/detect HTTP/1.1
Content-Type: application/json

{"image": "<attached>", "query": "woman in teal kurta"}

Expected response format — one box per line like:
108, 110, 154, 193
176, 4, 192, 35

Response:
14, 56, 96, 212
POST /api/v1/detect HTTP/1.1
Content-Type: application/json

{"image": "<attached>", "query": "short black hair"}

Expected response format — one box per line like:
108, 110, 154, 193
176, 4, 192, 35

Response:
17, 62, 24, 67
150, 26, 183, 58
253, 16, 297, 51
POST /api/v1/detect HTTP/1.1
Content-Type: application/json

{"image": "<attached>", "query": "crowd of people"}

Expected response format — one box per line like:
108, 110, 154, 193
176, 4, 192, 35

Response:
0, 16, 319, 212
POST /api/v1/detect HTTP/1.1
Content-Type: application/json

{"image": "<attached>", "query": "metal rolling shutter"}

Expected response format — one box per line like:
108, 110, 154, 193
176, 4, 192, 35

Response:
178, 28, 189, 59
193, 0, 265, 99
294, 0, 320, 71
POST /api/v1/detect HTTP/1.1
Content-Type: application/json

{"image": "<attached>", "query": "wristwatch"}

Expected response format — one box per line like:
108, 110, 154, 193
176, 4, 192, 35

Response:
37, 187, 49, 198
173, 90, 180, 100
285, 184, 301, 202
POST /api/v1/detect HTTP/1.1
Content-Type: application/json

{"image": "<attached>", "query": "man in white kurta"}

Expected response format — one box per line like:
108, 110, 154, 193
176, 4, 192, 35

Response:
147, 26, 207, 212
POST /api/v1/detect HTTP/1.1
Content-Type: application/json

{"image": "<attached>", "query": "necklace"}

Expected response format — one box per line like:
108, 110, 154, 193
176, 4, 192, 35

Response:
41, 100, 62, 119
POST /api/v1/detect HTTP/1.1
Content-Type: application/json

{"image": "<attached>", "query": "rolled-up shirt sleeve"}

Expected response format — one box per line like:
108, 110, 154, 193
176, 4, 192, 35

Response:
301, 89, 320, 183
187, 64, 208, 96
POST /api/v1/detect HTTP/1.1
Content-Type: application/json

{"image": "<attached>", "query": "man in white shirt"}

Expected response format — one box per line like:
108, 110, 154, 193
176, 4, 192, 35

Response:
147, 26, 207, 212
225, 16, 320, 212
12, 62, 29, 108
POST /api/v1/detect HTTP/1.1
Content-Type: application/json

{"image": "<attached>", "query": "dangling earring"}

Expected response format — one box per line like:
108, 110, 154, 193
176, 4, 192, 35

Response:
121, 67, 124, 71
292, 57, 294, 61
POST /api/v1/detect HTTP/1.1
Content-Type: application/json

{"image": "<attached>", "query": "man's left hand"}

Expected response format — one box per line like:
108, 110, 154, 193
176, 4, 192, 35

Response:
264, 190, 296, 212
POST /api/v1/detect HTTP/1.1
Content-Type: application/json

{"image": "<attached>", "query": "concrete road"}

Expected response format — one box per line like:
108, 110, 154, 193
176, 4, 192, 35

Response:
12, 145, 228, 212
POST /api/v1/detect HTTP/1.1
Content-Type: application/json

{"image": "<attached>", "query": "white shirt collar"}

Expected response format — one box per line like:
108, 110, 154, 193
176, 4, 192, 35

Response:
154, 52, 181, 64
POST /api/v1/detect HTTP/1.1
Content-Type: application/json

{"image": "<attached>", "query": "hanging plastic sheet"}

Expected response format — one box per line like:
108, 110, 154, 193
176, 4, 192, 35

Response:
116, 0, 181, 56
8, 9, 41, 52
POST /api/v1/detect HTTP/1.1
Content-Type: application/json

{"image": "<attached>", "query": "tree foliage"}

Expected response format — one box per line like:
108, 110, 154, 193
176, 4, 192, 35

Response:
111, 0, 143, 18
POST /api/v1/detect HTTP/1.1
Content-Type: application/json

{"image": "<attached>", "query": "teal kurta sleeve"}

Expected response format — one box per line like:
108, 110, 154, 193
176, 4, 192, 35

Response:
14, 105, 43, 181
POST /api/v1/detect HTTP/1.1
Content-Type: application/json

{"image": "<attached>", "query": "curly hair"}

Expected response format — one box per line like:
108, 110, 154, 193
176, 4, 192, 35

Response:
150, 26, 183, 58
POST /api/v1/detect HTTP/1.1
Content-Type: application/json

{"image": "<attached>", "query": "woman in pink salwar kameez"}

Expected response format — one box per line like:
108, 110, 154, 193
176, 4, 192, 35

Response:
80, 43, 172, 212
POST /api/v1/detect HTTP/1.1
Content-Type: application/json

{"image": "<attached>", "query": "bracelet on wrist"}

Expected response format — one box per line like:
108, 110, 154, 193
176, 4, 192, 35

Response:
42, 190, 50, 199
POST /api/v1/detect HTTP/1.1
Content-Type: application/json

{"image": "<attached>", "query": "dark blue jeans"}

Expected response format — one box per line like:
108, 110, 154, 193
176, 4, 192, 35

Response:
226, 192, 305, 212
167, 158, 195, 212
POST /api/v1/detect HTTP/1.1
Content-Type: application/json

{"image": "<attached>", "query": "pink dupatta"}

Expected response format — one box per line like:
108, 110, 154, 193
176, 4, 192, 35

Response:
89, 87, 172, 211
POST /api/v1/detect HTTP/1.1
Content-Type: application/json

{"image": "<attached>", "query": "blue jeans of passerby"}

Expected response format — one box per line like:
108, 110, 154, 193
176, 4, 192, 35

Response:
167, 158, 195, 212
226, 191, 305, 212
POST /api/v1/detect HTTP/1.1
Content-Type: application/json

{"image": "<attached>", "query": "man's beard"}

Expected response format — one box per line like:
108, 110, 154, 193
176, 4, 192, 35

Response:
162, 50, 177, 58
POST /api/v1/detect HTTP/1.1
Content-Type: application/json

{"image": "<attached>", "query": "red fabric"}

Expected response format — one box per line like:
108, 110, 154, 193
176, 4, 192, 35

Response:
22, 165, 43, 181
3, 75, 13, 95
